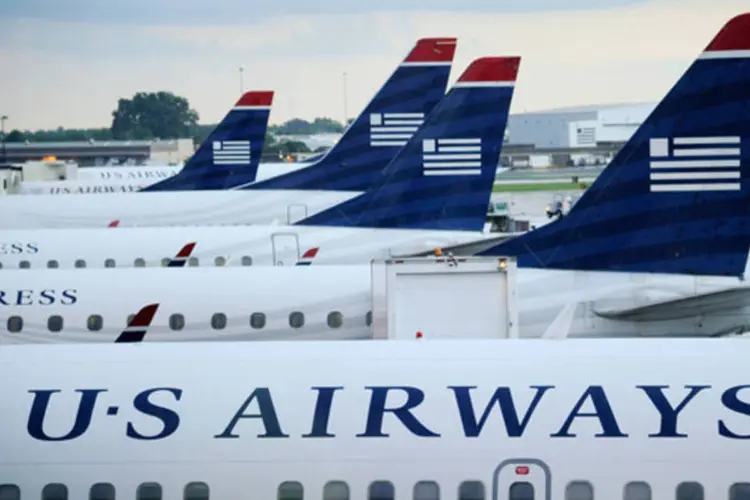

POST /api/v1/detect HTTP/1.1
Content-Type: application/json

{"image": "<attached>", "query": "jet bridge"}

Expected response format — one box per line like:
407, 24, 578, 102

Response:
370, 256, 519, 340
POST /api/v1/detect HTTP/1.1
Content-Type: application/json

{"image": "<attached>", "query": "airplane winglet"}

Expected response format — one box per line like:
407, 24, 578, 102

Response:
403, 37, 457, 63
296, 247, 319, 266
456, 56, 521, 86
108, 220, 120, 228
234, 91, 274, 108
167, 242, 197, 267
115, 303, 159, 343
703, 13, 750, 52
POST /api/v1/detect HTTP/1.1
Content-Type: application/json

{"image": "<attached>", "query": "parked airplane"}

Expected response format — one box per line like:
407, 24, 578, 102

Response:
0, 55, 520, 270
0, 38, 457, 228
3, 14, 749, 342
2, 338, 750, 500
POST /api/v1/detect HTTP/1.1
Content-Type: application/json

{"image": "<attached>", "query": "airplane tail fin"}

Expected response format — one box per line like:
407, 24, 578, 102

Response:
166, 242, 197, 267
115, 303, 159, 343
142, 91, 274, 191
481, 13, 750, 278
296, 56, 520, 231
240, 38, 457, 192
296, 247, 319, 265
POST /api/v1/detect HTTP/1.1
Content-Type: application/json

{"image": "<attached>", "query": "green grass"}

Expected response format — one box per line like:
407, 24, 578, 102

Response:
492, 182, 587, 192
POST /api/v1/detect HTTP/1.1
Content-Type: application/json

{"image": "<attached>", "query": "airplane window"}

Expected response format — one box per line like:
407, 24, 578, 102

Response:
676, 482, 703, 500
188, 257, 199, 267
624, 482, 651, 500
250, 312, 266, 329
242, 255, 253, 266
47, 259, 59, 268
369, 481, 395, 500
323, 481, 349, 500
42, 483, 68, 500
327, 311, 343, 329
87, 314, 104, 332
414, 481, 440, 500
0, 262, 3, 269
161, 257, 171, 267
47, 315, 64, 333
289, 311, 305, 328
104, 258, 116, 268
0, 485, 20, 500
90, 483, 115, 500
214, 256, 227, 267
169, 313, 185, 331
6, 316, 22, 333
184, 482, 210, 500
365, 311, 373, 326
566, 481, 593, 500
211, 313, 227, 330
74, 259, 86, 268
137, 482, 162, 500
459, 481, 485, 500
278, 481, 303, 500
19, 260, 30, 269
134, 258, 146, 268
509, 482, 534, 500
730, 483, 750, 500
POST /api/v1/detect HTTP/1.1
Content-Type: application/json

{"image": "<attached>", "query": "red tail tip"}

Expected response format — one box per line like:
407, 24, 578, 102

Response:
457, 56, 521, 83
108, 220, 120, 227
416, 331, 424, 339
128, 304, 159, 328
704, 13, 750, 52
176, 242, 197, 258
236, 91, 274, 107
404, 37, 458, 63
302, 247, 319, 259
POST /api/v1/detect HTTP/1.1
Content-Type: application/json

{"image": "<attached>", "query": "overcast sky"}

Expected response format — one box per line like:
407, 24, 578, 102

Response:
1, 0, 746, 130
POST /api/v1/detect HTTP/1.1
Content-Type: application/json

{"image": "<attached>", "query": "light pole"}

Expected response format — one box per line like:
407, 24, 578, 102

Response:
239, 66, 244, 94
342, 72, 348, 127
0, 115, 7, 163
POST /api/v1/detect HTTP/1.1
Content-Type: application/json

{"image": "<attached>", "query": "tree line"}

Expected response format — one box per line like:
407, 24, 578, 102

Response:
3, 91, 350, 156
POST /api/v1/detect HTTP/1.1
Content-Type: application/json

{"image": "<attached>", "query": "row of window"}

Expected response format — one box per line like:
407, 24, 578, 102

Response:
2, 479, 749, 500
5, 311, 373, 333
3, 256, 250, 269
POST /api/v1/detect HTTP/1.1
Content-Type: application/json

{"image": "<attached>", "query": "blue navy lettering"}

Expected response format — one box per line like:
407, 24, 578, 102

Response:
27, 389, 107, 441
450, 385, 553, 438
126, 388, 183, 440
357, 386, 439, 438
0, 243, 39, 255
214, 388, 290, 439
0, 288, 78, 306
637, 385, 710, 438
302, 386, 343, 438
551, 385, 628, 438
719, 385, 750, 439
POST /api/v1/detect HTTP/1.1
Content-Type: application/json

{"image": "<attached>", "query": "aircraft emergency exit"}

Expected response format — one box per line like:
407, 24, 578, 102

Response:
0, 55, 520, 269
0, 37, 457, 227
2, 338, 750, 500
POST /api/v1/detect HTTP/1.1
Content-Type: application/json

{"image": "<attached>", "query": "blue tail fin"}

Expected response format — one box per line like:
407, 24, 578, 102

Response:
235, 38, 457, 192
481, 13, 750, 278
296, 56, 520, 231
141, 91, 273, 191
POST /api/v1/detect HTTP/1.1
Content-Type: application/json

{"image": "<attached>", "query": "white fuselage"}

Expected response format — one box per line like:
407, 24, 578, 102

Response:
16, 162, 309, 197
1, 338, 750, 499
1, 265, 747, 343
0, 225, 504, 269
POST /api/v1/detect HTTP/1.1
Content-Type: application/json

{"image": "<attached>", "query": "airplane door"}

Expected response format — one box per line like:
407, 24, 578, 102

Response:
493, 459, 550, 500
271, 232, 301, 266
287, 204, 309, 224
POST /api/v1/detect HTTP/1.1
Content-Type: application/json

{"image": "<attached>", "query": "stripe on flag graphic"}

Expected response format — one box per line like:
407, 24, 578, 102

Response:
212, 140, 251, 165
649, 136, 742, 192
369, 112, 424, 147
422, 138, 482, 176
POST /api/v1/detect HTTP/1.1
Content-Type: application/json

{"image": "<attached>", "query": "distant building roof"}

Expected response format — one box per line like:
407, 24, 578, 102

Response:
512, 102, 655, 116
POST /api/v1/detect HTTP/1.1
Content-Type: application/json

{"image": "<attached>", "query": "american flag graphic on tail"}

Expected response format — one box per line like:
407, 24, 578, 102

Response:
649, 136, 742, 192
369, 112, 424, 147
422, 138, 482, 176
212, 140, 251, 165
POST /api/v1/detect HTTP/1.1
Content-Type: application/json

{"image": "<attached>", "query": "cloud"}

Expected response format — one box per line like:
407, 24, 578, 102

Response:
0, 0, 747, 130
